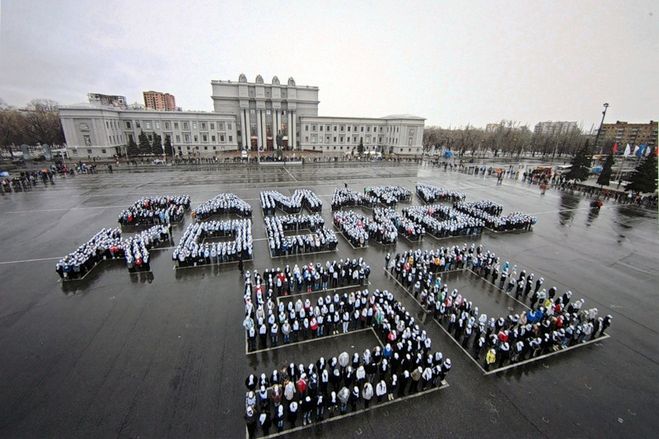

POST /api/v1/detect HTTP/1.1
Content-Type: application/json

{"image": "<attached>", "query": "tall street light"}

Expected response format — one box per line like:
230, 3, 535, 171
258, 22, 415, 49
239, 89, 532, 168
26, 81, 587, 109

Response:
593, 102, 609, 154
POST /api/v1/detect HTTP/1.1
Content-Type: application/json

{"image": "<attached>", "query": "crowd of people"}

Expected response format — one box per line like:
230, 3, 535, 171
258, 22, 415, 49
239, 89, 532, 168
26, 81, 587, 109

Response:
172, 219, 253, 267
265, 215, 337, 257
388, 245, 612, 370
377, 207, 425, 242
245, 259, 371, 300
330, 187, 374, 210
365, 186, 412, 206
332, 209, 399, 247
243, 285, 452, 437
416, 183, 466, 203
192, 193, 252, 220
261, 189, 323, 215
117, 195, 191, 226
402, 204, 485, 238
1, 170, 58, 192
453, 201, 536, 232
123, 225, 172, 271
244, 287, 381, 351
56, 225, 172, 279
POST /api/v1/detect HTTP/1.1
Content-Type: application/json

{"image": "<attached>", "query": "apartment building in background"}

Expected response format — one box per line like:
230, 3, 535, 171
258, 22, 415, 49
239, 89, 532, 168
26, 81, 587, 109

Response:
143, 90, 177, 111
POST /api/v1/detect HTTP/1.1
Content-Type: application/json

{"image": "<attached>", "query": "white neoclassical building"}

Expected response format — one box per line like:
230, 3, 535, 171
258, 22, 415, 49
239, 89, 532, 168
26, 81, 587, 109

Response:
211, 74, 425, 155
60, 74, 425, 158
60, 104, 238, 159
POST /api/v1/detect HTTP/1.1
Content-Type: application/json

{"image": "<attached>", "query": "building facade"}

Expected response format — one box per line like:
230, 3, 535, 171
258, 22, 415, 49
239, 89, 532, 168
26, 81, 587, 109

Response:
601, 120, 657, 148
211, 74, 319, 150
60, 104, 237, 159
143, 91, 177, 111
534, 121, 579, 136
60, 74, 425, 158
298, 115, 424, 155
211, 74, 424, 154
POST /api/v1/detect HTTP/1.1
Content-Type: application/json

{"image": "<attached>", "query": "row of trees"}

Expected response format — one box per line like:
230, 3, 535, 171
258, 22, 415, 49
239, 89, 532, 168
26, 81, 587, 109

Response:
423, 121, 594, 158
126, 131, 174, 157
566, 139, 657, 193
0, 99, 65, 154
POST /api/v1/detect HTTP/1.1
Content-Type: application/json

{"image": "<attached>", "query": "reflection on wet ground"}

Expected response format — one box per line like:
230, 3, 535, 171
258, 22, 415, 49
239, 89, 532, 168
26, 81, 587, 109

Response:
0, 163, 657, 439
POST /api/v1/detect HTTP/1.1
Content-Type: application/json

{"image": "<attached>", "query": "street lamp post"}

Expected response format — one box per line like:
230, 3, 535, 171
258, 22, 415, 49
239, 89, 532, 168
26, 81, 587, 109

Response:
593, 103, 609, 154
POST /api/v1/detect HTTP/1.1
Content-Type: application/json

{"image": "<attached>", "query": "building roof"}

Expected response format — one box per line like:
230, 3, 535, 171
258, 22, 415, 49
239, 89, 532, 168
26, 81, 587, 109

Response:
380, 114, 425, 120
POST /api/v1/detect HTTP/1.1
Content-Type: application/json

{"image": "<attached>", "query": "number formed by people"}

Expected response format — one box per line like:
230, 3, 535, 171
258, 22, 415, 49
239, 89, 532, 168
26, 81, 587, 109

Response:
387, 244, 611, 374
242, 257, 452, 437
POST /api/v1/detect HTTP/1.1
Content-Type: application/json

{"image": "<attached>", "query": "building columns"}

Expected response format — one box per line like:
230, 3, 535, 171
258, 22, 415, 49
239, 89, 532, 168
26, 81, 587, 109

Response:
261, 110, 267, 150
287, 112, 292, 149
256, 110, 262, 149
292, 112, 297, 149
240, 110, 247, 148
272, 110, 277, 150
245, 110, 251, 149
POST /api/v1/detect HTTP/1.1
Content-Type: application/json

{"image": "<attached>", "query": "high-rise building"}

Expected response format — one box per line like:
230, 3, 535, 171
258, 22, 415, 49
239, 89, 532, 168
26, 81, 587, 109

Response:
533, 121, 579, 136
87, 93, 127, 109
143, 91, 177, 111
601, 121, 657, 148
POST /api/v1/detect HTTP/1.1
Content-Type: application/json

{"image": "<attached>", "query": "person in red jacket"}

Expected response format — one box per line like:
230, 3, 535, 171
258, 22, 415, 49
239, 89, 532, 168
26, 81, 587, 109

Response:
296, 374, 308, 396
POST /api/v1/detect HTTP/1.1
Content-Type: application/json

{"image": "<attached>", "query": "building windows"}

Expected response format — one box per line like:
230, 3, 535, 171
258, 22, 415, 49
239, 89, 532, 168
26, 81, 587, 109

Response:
184, 133, 190, 142
305, 125, 309, 131
202, 134, 208, 142
228, 135, 232, 141
305, 136, 309, 142
146, 121, 152, 129
201, 122, 206, 130
136, 121, 141, 128
204, 146, 208, 150
312, 125, 317, 131
227, 123, 232, 130
367, 126, 370, 132
176, 134, 181, 142
101, 148, 107, 154
87, 149, 92, 155
210, 123, 215, 130
361, 126, 364, 132
333, 126, 337, 131
147, 133, 153, 141
320, 126, 323, 131
194, 135, 198, 142
155, 121, 160, 129
174, 122, 179, 130
125, 121, 131, 129
164, 122, 170, 130
105, 121, 109, 128
340, 125, 345, 131
220, 134, 225, 142
183, 122, 189, 130
333, 137, 337, 142
340, 136, 344, 142
192, 122, 197, 130
212, 135, 216, 142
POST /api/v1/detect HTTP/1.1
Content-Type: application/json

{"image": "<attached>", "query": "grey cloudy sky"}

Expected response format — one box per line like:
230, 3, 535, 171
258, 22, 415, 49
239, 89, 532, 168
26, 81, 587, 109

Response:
1, 0, 657, 129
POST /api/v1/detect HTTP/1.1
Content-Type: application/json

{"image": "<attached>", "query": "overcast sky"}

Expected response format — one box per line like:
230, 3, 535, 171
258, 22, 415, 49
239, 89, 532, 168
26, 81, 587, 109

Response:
0, 0, 657, 129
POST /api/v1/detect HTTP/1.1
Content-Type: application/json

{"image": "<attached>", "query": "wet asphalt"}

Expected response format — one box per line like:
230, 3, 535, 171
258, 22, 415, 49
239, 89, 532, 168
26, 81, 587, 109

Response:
0, 162, 657, 439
